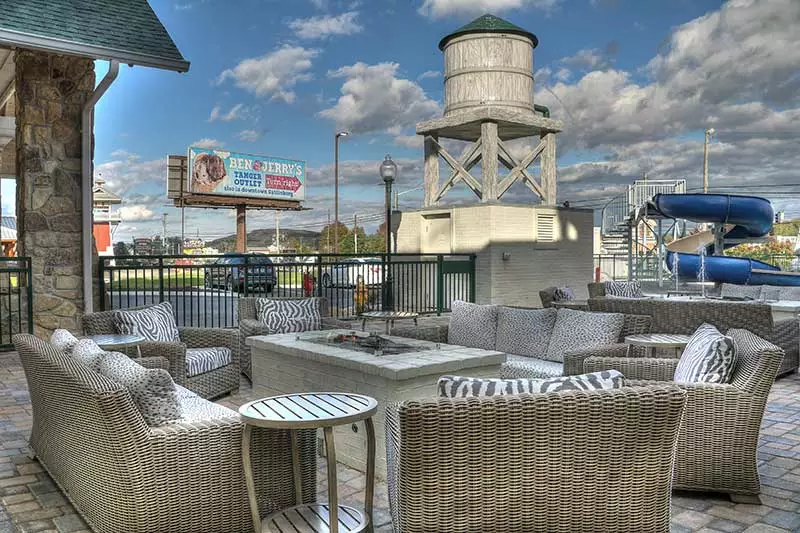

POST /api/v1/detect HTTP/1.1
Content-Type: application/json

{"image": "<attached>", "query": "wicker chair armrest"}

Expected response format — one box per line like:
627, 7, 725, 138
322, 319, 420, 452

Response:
562, 343, 629, 376
180, 327, 237, 349
240, 318, 269, 338
136, 356, 171, 371
138, 341, 187, 385
585, 357, 679, 381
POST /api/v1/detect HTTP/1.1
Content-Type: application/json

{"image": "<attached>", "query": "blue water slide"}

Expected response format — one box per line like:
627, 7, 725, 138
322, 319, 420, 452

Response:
653, 193, 800, 286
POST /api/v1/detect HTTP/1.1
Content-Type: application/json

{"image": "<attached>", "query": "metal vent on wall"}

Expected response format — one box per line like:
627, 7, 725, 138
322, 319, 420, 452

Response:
537, 214, 555, 242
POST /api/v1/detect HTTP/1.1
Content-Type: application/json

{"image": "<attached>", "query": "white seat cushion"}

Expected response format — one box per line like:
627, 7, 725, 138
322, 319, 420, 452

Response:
173, 385, 236, 422
500, 354, 563, 379
186, 347, 232, 377
546, 309, 624, 362
496, 307, 556, 359
447, 301, 498, 351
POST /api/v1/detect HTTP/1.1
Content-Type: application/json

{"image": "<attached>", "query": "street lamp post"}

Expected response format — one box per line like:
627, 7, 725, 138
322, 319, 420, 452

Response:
703, 128, 715, 193
380, 155, 397, 311
334, 131, 349, 254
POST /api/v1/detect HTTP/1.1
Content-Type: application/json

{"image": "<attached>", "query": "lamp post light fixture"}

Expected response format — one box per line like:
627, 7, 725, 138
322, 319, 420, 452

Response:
380, 154, 398, 311
703, 128, 716, 194
334, 130, 349, 253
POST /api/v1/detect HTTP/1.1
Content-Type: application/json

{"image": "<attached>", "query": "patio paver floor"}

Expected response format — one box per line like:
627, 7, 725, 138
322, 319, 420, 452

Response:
0, 348, 799, 532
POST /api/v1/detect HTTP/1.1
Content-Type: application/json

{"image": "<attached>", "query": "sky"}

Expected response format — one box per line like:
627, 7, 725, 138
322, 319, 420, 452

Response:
13, 0, 800, 242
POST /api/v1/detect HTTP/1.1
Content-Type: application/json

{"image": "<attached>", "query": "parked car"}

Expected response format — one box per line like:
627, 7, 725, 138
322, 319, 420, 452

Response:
320, 258, 383, 288
204, 253, 276, 293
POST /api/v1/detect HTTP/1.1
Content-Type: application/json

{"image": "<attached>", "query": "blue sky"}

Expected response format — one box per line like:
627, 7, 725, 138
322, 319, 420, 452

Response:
34, 0, 800, 241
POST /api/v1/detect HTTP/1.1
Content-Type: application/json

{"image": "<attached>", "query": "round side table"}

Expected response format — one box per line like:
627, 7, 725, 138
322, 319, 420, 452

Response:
88, 334, 145, 357
625, 333, 691, 357
239, 392, 378, 533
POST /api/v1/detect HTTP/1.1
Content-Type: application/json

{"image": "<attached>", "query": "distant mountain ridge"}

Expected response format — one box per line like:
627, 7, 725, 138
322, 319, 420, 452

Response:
208, 228, 320, 252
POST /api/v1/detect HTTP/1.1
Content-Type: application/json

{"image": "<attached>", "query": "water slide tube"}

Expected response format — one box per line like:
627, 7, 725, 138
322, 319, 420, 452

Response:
653, 193, 800, 286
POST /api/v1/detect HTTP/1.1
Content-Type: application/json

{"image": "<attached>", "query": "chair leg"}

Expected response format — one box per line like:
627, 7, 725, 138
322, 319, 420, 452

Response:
730, 493, 761, 504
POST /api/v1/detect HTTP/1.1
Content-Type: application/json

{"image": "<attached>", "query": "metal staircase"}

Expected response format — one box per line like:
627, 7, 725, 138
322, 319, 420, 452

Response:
599, 179, 687, 281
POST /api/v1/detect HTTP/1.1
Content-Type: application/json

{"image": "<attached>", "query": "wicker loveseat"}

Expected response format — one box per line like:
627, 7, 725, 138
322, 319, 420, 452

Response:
13, 333, 316, 533
82, 305, 240, 399
392, 304, 652, 378
579, 328, 783, 502
386, 385, 687, 532
587, 297, 798, 376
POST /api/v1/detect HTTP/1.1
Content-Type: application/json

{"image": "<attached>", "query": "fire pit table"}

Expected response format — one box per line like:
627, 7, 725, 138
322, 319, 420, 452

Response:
247, 329, 505, 478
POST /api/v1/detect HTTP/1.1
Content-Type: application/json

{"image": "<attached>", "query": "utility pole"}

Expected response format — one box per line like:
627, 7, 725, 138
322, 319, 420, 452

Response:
353, 213, 358, 254
703, 128, 716, 193
275, 211, 281, 253
326, 209, 331, 253
162, 213, 167, 253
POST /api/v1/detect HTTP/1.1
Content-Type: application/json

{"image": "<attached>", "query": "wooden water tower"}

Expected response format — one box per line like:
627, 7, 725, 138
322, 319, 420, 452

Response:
417, 14, 563, 206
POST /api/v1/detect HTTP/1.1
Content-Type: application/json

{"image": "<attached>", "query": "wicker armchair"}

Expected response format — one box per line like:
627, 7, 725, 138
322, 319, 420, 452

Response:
539, 287, 557, 308
588, 297, 798, 376
238, 297, 349, 380
386, 385, 687, 533
582, 328, 783, 502
82, 306, 239, 399
13, 333, 316, 533
587, 282, 606, 298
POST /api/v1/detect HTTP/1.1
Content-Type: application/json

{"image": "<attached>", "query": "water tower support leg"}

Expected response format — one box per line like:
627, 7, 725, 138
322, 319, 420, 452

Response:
423, 135, 439, 207
540, 132, 557, 205
481, 121, 499, 202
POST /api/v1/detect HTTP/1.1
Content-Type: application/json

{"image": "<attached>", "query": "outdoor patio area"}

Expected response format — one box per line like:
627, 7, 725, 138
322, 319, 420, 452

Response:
0, 347, 797, 533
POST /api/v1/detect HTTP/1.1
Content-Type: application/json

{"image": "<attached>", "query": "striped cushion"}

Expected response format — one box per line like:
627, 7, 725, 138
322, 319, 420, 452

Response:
186, 347, 232, 377
673, 323, 736, 383
114, 302, 180, 343
256, 298, 322, 333
604, 280, 644, 298
438, 370, 625, 398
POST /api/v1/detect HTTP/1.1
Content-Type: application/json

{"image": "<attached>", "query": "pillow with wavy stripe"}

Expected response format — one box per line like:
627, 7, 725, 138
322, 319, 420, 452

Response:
114, 302, 180, 343
673, 323, 736, 383
438, 370, 625, 398
256, 298, 322, 333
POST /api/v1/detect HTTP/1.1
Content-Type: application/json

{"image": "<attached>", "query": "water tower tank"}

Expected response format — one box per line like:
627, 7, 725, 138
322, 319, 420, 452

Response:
439, 14, 538, 118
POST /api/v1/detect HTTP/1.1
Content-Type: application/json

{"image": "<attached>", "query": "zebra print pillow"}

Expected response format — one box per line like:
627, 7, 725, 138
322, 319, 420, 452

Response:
114, 302, 180, 343
438, 370, 625, 398
256, 298, 322, 334
604, 280, 644, 298
673, 323, 736, 383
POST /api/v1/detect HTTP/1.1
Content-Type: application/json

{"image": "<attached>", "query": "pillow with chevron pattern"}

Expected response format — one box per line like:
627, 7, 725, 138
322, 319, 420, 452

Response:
674, 323, 736, 383
114, 302, 180, 343
604, 280, 644, 298
256, 298, 322, 334
438, 370, 625, 398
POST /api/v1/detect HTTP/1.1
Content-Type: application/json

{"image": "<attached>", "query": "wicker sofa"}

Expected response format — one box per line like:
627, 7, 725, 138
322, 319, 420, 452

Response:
587, 297, 799, 376
580, 328, 783, 502
386, 385, 687, 532
392, 305, 652, 378
13, 333, 316, 533
82, 306, 240, 399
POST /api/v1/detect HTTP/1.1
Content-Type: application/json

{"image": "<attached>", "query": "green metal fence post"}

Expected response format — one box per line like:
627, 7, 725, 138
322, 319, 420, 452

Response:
436, 255, 444, 315
98, 258, 106, 311
469, 254, 476, 303
157, 257, 165, 303
316, 255, 323, 297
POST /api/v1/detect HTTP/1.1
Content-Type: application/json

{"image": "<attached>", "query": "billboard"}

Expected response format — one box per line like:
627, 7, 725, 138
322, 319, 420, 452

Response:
188, 147, 306, 201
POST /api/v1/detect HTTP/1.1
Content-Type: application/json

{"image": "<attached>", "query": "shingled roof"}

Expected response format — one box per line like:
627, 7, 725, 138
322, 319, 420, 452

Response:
439, 14, 538, 50
0, 0, 189, 72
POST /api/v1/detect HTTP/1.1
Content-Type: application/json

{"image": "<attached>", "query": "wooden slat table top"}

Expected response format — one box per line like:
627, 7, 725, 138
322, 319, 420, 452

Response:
263, 504, 367, 533
239, 393, 378, 429
625, 333, 692, 348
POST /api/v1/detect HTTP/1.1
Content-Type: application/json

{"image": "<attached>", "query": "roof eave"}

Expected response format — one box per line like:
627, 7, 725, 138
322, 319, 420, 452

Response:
0, 28, 190, 73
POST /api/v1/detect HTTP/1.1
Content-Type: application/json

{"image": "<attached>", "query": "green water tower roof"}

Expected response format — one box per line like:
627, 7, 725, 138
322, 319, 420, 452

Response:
438, 14, 538, 50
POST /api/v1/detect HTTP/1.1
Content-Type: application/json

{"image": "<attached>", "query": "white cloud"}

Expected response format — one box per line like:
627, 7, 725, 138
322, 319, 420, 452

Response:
560, 48, 610, 71
393, 135, 424, 149
417, 70, 442, 81
238, 129, 264, 142
319, 62, 440, 134
418, 0, 560, 18
217, 46, 319, 103
289, 11, 363, 40
191, 138, 225, 149
310, 0, 327, 8
118, 205, 158, 222
208, 103, 244, 122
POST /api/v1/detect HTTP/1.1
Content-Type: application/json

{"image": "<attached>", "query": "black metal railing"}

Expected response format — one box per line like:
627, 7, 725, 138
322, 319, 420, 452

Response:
99, 253, 476, 328
0, 257, 33, 350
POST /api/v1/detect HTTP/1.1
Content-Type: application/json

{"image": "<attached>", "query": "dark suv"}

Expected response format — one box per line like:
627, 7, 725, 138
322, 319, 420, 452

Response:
204, 253, 276, 293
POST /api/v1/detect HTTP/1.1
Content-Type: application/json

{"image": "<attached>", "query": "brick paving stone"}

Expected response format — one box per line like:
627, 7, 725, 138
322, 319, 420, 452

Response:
0, 350, 798, 532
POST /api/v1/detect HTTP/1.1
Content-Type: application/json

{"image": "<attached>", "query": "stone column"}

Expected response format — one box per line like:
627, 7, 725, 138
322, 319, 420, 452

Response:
15, 51, 95, 336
